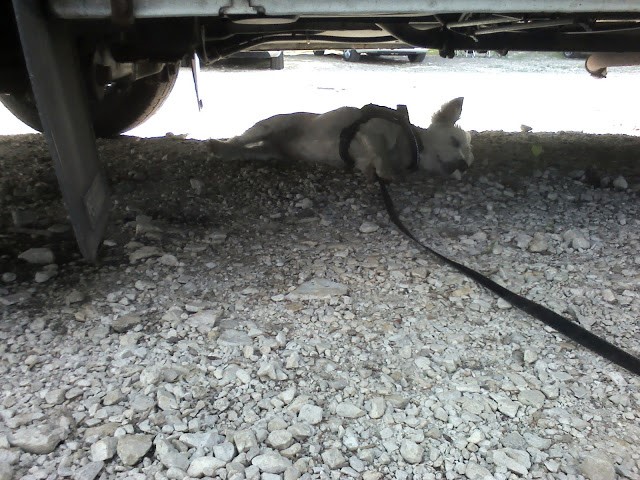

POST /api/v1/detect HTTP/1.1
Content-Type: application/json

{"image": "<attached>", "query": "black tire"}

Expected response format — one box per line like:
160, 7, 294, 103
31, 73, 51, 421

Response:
270, 52, 285, 70
563, 51, 577, 58
313, 50, 325, 56
408, 53, 427, 63
343, 49, 361, 62
0, 65, 179, 138
496, 49, 509, 57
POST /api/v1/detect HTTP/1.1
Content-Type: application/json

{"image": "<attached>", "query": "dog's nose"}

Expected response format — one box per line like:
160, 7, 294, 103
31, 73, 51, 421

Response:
443, 158, 469, 175
456, 158, 469, 171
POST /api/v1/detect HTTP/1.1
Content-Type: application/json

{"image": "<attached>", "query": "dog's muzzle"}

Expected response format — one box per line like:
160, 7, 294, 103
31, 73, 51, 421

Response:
443, 158, 470, 176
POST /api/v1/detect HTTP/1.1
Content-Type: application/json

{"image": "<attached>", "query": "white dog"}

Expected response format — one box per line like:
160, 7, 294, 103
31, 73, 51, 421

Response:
208, 97, 473, 181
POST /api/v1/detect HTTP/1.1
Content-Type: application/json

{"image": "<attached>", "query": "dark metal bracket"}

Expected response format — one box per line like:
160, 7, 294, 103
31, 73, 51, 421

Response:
12, 0, 110, 262
110, 0, 134, 26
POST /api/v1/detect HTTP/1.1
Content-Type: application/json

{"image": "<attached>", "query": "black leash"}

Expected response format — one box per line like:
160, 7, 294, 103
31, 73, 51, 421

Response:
340, 103, 640, 376
378, 178, 640, 376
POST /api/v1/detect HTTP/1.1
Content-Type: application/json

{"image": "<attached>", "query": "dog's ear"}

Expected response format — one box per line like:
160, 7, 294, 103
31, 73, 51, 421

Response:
432, 97, 464, 126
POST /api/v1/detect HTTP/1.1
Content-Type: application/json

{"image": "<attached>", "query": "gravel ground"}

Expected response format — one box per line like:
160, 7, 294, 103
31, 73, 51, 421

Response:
1, 53, 640, 480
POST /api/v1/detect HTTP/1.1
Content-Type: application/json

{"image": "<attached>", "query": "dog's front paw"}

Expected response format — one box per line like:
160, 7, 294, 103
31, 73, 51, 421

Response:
374, 165, 397, 184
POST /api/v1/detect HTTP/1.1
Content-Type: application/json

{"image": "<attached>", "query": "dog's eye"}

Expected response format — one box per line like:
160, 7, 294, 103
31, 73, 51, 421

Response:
451, 137, 461, 148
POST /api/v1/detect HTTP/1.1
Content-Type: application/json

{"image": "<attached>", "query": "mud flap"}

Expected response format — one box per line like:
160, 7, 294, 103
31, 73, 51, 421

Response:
12, 0, 109, 262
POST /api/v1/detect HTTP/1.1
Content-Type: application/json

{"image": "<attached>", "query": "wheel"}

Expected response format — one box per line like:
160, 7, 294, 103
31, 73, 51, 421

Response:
270, 52, 285, 70
408, 53, 427, 63
563, 51, 577, 58
313, 50, 325, 56
496, 49, 509, 57
0, 64, 179, 138
342, 49, 361, 62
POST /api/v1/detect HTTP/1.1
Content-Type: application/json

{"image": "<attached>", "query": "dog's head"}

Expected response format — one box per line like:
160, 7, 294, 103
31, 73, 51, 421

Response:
418, 97, 473, 178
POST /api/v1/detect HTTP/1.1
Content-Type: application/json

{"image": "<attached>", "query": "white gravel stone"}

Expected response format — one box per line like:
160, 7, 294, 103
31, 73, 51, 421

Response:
111, 313, 142, 333
179, 432, 221, 450
129, 245, 162, 262
336, 402, 365, 418
368, 397, 386, 419
502, 431, 527, 449
297, 404, 323, 425
103, 389, 126, 406
130, 393, 155, 411
156, 437, 190, 470
116, 434, 153, 466
286, 278, 348, 300
234, 430, 258, 453
252, 452, 292, 474
579, 454, 616, 480
359, 221, 379, 233
612, 175, 628, 189
492, 448, 531, 476
18, 247, 55, 264
602, 289, 616, 302
528, 232, 548, 252
572, 235, 591, 249
321, 448, 347, 469
187, 456, 227, 478
493, 395, 520, 418
267, 430, 294, 450
288, 423, 314, 440
213, 442, 236, 462
1, 272, 16, 283
362, 472, 384, 480
90, 437, 117, 462
0, 463, 12, 480
218, 329, 252, 346
187, 310, 220, 330
517, 389, 545, 408
140, 366, 162, 386
45, 388, 66, 405
34, 270, 56, 283
261, 474, 281, 480
73, 461, 103, 480
467, 430, 484, 444
433, 407, 448, 422
65, 289, 84, 304
284, 466, 301, 480
464, 461, 493, 479
523, 349, 538, 364
399, 440, 424, 464
9, 424, 66, 454
157, 388, 178, 410
413, 356, 431, 370
158, 253, 179, 266
295, 197, 313, 208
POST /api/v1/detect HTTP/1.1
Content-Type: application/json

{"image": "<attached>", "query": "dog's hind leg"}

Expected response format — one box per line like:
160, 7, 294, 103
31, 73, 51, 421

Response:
229, 112, 317, 147
208, 112, 318, 161
207, 138, 282, 162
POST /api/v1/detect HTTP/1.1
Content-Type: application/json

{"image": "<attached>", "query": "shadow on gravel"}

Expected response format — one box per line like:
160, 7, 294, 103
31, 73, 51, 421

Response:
1, 131, 639, 277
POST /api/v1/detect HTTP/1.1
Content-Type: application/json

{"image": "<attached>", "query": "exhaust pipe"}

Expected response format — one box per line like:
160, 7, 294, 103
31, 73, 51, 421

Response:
585, 52, 640, 78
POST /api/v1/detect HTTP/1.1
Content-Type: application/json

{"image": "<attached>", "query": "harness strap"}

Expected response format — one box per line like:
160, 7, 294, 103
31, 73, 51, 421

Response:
378, 177, 640, 376
339, 104, 422, 172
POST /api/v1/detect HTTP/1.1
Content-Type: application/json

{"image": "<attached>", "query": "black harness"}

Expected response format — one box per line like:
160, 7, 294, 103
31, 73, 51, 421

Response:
339, 104, 423, 172
340, 104, 640, 376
